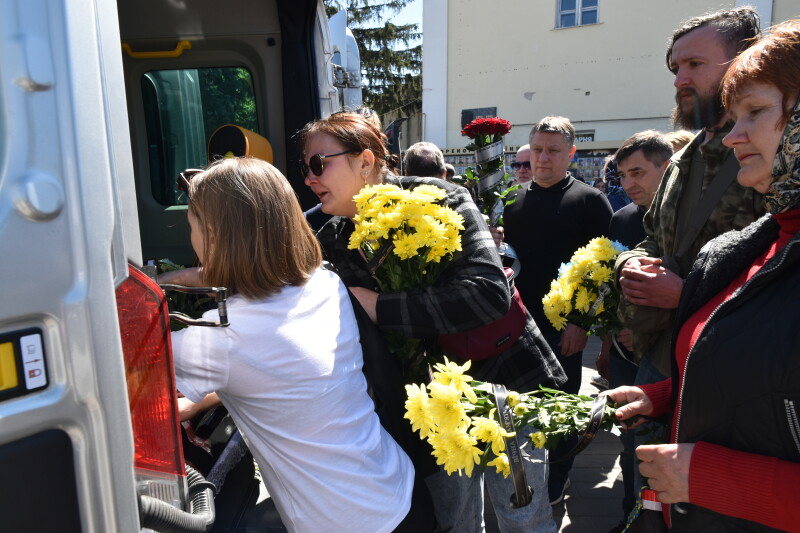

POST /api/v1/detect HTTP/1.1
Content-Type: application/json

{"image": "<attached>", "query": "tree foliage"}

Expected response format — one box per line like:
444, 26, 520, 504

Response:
325, 1, 422, 119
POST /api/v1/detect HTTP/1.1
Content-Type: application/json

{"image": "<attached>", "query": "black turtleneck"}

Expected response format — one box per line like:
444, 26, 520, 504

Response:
503, 175, 613, 337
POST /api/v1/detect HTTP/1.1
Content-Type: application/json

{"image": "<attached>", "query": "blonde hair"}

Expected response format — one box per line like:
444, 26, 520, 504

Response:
188, 157, 322, 299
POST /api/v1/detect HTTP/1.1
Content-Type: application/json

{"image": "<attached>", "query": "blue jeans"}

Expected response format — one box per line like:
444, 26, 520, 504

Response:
426, 425, 556, 533
609, 346, 638, 518
632, 356, 668, 493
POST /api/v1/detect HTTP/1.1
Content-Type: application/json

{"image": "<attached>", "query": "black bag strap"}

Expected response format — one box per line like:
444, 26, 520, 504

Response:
674, 151, 739, 260
493, 384, 532, 508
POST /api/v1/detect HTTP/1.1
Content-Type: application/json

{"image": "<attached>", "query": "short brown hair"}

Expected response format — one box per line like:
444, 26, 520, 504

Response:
615, 130, 673, 168
530, 116, 575, 146
188, 157, 322, 299
666, 7, 761, 72
296, 112, 398, 176
722, 20, 800, 124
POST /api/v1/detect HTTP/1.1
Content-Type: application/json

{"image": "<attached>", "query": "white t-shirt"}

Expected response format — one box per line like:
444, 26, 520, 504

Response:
172, 268, 413, 533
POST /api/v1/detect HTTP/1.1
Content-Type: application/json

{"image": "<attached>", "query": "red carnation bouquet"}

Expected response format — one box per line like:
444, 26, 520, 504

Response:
460, 117, 517, 226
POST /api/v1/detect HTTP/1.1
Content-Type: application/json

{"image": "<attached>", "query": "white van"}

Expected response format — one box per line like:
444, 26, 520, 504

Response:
0, 0, 359, 530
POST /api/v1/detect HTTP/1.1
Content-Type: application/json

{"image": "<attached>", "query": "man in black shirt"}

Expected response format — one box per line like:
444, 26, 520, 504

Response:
502, 116, 613, 504
601, 130, 672, 531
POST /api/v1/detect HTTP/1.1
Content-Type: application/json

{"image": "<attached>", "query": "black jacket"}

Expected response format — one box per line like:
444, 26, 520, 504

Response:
668, 214, 800, 532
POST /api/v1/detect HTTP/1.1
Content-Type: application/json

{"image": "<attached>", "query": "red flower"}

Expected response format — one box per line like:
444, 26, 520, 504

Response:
461, 117, 512, 139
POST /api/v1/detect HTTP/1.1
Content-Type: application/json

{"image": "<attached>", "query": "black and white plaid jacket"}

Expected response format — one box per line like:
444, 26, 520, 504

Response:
316, 175, 565, 392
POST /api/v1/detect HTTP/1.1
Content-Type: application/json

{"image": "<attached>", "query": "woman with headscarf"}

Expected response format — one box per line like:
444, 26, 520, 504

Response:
606, 20, 800, 532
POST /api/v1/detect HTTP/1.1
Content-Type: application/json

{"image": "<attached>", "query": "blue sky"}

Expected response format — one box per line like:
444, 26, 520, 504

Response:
388, 0, 422, 32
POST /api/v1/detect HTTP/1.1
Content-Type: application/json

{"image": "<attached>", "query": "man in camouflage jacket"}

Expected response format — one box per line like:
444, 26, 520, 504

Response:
614, 7, 764, 380
615, 128, 764, 377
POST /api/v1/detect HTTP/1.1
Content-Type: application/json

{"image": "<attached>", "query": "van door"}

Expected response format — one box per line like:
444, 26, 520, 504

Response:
0, 0, 142, 530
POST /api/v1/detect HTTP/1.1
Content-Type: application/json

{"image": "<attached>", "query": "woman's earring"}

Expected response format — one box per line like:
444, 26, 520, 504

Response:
361, 171, 368, 185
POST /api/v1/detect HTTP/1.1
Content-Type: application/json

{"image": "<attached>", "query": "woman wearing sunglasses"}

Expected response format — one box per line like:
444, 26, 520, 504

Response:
298, 112, 566, 533
606, 20, 800, 531
165, 157, 415, 532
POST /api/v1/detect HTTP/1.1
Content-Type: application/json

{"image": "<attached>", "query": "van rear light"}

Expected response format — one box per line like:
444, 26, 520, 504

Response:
116, 265, 187, 508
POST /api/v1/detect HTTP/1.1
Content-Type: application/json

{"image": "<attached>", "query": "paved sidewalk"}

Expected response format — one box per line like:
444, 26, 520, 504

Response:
486, 334, 626, 533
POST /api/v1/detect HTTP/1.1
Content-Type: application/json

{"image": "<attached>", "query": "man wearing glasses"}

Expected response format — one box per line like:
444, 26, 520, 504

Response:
510, 144, 533, 189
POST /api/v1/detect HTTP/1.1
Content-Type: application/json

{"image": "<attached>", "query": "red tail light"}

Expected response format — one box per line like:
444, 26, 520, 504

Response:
116, 265, 187, 506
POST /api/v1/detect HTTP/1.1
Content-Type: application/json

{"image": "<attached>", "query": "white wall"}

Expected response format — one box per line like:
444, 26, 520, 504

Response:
422, 0, 448, 147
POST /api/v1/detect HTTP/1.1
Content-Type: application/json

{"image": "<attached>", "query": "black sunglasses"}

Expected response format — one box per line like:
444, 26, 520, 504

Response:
177, 168, 204, 195
511, 161, 531, 170
302, 150, 357, 177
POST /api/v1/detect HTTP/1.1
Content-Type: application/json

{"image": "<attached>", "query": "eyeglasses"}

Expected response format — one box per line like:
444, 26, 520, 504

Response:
177, 168, 204, 195
301, 150, 357, 177
511, 161, 531, 170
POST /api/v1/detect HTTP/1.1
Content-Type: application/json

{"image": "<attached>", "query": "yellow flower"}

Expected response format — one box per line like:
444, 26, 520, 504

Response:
428, 382, 470, 431
507, 392, 520, 407
411, 184, 448, 202
432, 358, 478, 404
554, 401, 567, 412
429, 428, 483, 476
513, 403, 529, 416
404, 384, 436, 439
487, 454, 511, 478
469, 415, 514, 455
530, 431, 547, 449
574, 286, 592, 313
589, 265, 613, 284
393, 231, 420, 260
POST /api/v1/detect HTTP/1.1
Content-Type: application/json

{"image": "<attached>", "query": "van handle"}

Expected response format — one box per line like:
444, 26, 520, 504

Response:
121, 41, 192, 59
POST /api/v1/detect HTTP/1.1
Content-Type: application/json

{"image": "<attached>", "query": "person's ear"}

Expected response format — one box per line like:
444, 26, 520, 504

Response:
359, 149, 376, 173
569, 145, 577, 158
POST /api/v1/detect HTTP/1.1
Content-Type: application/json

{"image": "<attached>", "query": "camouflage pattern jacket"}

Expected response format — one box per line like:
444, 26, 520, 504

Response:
614, 125, 765, 376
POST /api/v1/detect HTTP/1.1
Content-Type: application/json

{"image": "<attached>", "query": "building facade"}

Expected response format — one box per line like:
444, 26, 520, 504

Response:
423, 0, 796, 179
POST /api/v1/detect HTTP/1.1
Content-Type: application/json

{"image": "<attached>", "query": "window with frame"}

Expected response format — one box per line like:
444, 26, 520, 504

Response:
557, 0, 598, 28
141, 66, 259, 206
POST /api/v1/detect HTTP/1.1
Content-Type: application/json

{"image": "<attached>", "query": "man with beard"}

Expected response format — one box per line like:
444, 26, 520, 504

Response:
612, 8, 765, 485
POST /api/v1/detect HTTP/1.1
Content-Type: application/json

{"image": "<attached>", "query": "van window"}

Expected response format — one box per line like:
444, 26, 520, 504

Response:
141, 67, 258, 205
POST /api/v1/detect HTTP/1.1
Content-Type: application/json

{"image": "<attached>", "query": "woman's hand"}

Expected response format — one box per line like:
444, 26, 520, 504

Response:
488, 226, 505, 248
177, 393, 221, 422
349, 287, 379, 323
559, 323, 588, 356
158, 267, 205, 287
637, 443, 694, 504
604, 385, 653, 429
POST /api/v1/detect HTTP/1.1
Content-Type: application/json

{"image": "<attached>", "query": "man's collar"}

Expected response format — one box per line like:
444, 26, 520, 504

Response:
531, 172, 571, 190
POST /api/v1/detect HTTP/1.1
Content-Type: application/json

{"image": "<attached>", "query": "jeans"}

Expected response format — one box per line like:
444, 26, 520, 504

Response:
425, 425, 556, 533
609, 346, 639, 518
632, 356, 668, 493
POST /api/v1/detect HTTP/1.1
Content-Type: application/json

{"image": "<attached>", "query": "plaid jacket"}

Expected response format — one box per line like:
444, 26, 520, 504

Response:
615, 126, 765, 375
317, 176, 565, 392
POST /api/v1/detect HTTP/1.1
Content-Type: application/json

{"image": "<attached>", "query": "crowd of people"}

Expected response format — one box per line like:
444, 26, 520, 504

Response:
158, 6, 800, 533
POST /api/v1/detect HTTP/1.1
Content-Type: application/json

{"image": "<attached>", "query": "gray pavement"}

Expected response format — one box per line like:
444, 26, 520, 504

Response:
486, 334, 626, 533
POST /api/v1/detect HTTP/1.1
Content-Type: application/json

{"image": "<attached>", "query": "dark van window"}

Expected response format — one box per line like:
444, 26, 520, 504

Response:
141, 67, 258, 205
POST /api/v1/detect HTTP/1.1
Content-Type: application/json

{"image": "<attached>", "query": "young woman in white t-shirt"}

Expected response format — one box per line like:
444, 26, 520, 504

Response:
165, 157, 414, 533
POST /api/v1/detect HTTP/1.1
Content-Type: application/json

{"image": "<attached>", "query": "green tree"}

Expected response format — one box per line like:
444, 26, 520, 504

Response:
325, 1, 421, 119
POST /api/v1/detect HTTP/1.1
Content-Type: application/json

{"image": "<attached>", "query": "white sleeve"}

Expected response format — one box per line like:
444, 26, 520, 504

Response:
171, 324, 230, 403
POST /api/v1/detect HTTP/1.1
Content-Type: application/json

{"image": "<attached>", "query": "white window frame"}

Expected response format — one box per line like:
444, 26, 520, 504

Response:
556, 0, 599, 29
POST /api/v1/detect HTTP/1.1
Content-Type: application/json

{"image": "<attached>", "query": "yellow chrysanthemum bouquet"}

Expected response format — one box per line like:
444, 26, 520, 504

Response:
405, 358, 618, 478
348, 183, 465, 378
542, 237, 627, 337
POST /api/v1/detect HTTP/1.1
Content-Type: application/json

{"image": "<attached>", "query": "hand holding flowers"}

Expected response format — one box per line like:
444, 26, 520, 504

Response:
348, 183, 464, 379
542, 237, 628, 337
405, 358, 618, 478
